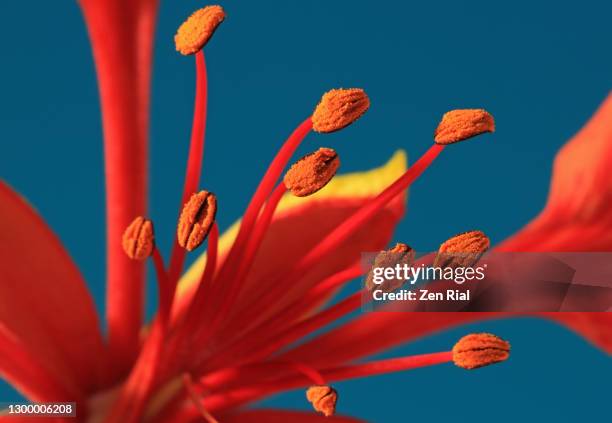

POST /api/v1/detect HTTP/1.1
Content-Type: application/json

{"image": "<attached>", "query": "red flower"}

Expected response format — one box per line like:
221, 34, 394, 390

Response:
0, 2, 610, 422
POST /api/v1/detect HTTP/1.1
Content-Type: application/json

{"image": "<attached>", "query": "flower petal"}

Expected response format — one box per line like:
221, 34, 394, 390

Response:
223, 409, 365, 423
0, 323, 81, 402
156, 408, 364, 423
498, 92, 612, 252
0, 182, 107, 393
174, 150, 408, 321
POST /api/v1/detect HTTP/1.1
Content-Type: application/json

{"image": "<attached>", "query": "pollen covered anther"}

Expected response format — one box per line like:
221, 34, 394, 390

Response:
365, 243, 415, 291
453, 333, 511, 369
306, 385, 338, 417
175, 5, 226, 55
312, 88, 370, 133
177, 190, 217, 251
434, 109, 495, 144
434, 230, 490, 269
283, 147, 340, 197
122, 216, 155, 260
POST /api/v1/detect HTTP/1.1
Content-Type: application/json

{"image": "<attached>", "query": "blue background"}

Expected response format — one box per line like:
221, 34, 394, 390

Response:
1, 0, 610, 421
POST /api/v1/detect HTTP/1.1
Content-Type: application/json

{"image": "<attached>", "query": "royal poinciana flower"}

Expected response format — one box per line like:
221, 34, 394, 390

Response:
1, 2, 611, 423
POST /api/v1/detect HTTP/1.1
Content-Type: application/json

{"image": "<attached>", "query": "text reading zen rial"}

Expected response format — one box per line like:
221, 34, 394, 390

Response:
368, 263, 487, 302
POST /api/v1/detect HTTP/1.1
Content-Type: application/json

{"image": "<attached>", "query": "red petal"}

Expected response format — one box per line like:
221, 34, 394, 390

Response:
0, 323, 82, 402
223, 409, 364, 423
78, 0, 157, 374
155, 408, 364, 423
499, 92, 612, 252
0, 414, 69, 423
0, 182, 107, 394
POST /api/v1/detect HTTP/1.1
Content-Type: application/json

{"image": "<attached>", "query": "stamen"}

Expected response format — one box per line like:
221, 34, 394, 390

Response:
194, 264, 362, 373
202, 350, 454, 412
168, 51, 208, 284
177, 190, 217, 251
208, 118, 313, 318
434, 109, 495, 145
229, 144, 444, 328
283, 147, 340, 197
152, 249, 172, 321
183, 373, 220, 423
249, 255, 434, 366
172, 223, 219, 352
191, 185, 287, 351
122, 216, 154, 260
306, 385, 338, 417
320, 351, 453, 380
104, 255, 171, 422
365, 243, 415, 291
312, 88, 370, 133
286, 144, 444, 279
175, 5, 226, 56
216, 88, 368, 291
434, 230, 490, 268
452, 333, 510, 369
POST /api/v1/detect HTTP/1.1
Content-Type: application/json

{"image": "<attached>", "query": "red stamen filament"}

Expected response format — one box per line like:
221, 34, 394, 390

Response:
183, 374, 219, 423
168, 50, 208, 287
225, 144, 445, 335
202, 184, 287, 341
211, 118, 313, 298
197, 264, 363, 373
103, 250, 171, 422
152, 249, 172, 322
202, 351, 452, 412
173, 223, 219, 354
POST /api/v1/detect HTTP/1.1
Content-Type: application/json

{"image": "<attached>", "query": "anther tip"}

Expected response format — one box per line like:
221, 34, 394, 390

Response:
452, 333, 510, 369
122, 216, 155, 260
365, 243, 415, 292
306, 385, 338, 417
434, 109, 495, 145
177, 191, 217, 251
434, 230, 490, 269
175, 5, 226, 55
284, 147, 340, 197
312, 88, 370, 133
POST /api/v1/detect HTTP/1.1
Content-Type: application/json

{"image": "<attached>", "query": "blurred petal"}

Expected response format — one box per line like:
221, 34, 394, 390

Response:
546, 313, 612, 353
0, 418, 67, 423
224, 409, 364, 423
498, 92, 612, 252
0, 182, 107, 393
157, 407, 364, 423
0, 323, 82, 402
174, 150, 408, 320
